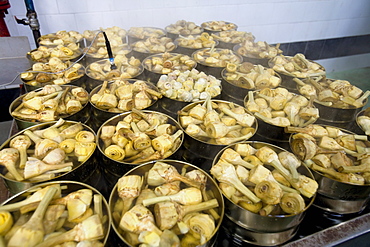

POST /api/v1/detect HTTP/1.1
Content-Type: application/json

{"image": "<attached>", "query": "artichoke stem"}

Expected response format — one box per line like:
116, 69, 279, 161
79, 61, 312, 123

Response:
23, 130, 42, 144
338, 163, 370, 173
259, 204, 276, 216
179, 199, 219, 219
201, 188, 220, 221
7, 186, 58, 247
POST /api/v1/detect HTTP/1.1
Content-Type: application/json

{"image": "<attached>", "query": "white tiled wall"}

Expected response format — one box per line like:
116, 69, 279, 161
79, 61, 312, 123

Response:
3, 0, 370, 71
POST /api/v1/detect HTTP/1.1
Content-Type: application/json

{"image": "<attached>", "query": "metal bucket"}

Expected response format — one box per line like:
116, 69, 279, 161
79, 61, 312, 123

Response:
267, 57, 325, 94
295, 78, 367, 128
311, 176, 370, 214
155, 68, 222, 120
233, 44, 270, 67
165, 22, 203, 40
89, 79, 161, 132
165, 29, 204, 41
211, 141, 316, 245
221, 215, 299, 246
84, 30, 127, 47
288, 125, 370, 214
1, 180, 112, 245
130, 41, 177, 62
127, 27, 166, 45
83, 44, 132, 66
192, 48, 242, 79
96, 110, 184, 180
26, 47, 84, 65
21, 65, 87, 93
178, 99, 258, 173
201, 21, 238, 34
211, 31, 255, 51
314, 101, 366, 127
108, 159, 224, 247
174, 38, 219, 57
85, 58, 144, 91
220, 67, 282, 106
243, 89, 319, 145
38, 31, 85, 48
9, 85, 90, 131
142, 52, 197, 84
0, 120, 98, 194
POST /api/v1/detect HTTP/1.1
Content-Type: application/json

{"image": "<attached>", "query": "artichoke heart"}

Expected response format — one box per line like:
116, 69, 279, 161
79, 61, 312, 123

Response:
0, 210, 13, 236
117, 175, 143, 198
104, 145, 125, 161
58, 138, 77, 153
119, 204, 162, 235
35, 139, 59, 159
254, 180, 283, 205
279, 192, 305, 214
67, 198, 89, 222
60, 122, 84, 138
74, 142, 96, 162
75, 130, 95, 143
183, 213, 215, 245
66, 99, 83, 114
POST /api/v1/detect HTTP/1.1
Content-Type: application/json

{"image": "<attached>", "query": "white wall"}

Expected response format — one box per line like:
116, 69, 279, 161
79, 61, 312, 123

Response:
4, 0, 370, 71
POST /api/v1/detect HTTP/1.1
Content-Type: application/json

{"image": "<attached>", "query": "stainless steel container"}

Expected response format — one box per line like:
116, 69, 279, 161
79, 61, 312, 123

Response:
1, 180, 112, 245
174, 38, 219, 57
38, 31, 85, 48
315, 101, 366, 129
164, 21, 203, 40
0, 120, 98, 194
9, 85, 90, 131
212, 141, 316, 245
268, 57, 325, 94
192, 48, 242, 79
221, 214, 299, 246
130, 40, 177, 62
201, 21, 238, 34
211, 31, 255, 51
26, 47, 84, 64
84, 29, 127, 47
96, 110, 184, 180
85, 58, 144, 91
295, 78, 367, 129
89, 79, 160, 131
220, 67, 282, 106
142, 52, 197, 84
233, 44, 270, 67
165, 29, 204, 41
108, 159, 224, 247
127, 27, 166, 45
21, 65, 86, 93
155, 68, 222, 120
288, 125, 370, 214
311, 173, 370, 214
243, 90, 319, 148
83, 44, 132, 66
178, 99, 257, 172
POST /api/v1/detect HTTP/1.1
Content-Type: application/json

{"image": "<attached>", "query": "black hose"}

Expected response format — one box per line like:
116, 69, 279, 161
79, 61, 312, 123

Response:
102, 31, 117, 70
